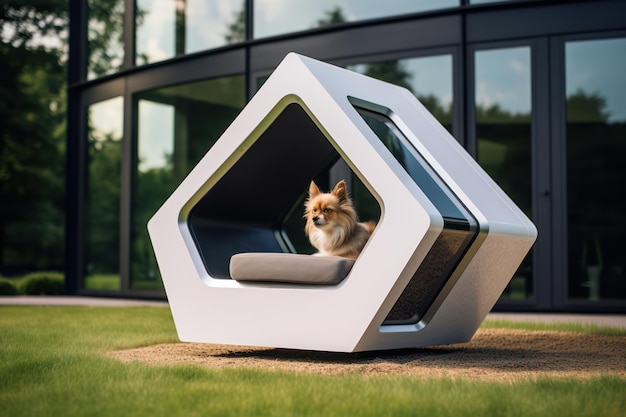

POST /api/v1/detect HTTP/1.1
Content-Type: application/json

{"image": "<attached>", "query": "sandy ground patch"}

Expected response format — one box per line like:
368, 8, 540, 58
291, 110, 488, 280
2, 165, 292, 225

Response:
107, 329, 626, 382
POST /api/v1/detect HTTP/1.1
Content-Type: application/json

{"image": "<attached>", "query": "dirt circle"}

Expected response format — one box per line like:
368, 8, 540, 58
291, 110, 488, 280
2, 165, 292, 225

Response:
108, 329, 626, 382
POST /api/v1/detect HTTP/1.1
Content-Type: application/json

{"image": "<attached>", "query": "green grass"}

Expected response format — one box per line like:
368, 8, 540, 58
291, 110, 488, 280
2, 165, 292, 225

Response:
84, 274, 121, 290
0, 306, 623, 417
84, 274, 164, 290
482, 319, 626, 336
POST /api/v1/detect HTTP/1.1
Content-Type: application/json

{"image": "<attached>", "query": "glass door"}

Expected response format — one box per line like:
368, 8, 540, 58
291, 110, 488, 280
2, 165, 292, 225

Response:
563, 36, 626, 304
473, 45, 534, 301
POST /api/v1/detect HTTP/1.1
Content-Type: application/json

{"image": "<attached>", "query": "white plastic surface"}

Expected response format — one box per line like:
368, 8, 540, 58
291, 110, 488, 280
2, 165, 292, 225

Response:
148, 53, 537, 352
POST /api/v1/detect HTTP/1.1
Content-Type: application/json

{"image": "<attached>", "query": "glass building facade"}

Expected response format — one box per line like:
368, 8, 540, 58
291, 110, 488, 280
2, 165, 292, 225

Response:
67, 0, 626, 312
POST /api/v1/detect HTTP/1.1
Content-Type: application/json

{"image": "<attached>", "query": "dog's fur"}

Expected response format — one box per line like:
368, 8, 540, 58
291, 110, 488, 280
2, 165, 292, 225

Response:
304, 180, 375, 259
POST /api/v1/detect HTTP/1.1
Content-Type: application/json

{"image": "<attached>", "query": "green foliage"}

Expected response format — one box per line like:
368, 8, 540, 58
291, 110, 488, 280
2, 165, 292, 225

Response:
354, 59, 454, 128
84, 273, 121, 290
85, 132, 122, 274
0, 306, 624, 417
0, 1, 67, 50
567, 89, 610, 122
18, 271, 64, 295
87, 0, 125, 77
476, 102, 532, 123
130, 164, 174, 283
316, 6, 348, 27
1, 0, 66, 273
482, 319, 626, 337
0, 278, 18, 295
224, 2, 246, 44
363, 60, 415, 91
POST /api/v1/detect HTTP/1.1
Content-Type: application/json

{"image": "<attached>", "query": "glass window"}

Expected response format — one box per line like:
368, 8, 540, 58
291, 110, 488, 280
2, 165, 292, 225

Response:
135, 0, 245, 65
254, 0, 459, 39
88, 0, 124, 79
85, 97, 124, 290
475, 46, 533, 300
348, 54, 454, 131
565, 37, 626, 301
132, 76, 246, 289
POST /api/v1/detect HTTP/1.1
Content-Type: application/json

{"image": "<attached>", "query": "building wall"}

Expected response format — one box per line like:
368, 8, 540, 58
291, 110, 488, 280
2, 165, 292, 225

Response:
66, 0, 626, 312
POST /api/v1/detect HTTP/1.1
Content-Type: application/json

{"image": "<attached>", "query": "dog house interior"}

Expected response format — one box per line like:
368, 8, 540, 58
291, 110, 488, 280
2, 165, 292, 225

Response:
186, 99, 483, 325
186, 102, 380, 278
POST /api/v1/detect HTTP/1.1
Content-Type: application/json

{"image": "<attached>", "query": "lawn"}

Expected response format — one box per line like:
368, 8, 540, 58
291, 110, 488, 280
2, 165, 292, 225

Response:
0, 305, 624, 417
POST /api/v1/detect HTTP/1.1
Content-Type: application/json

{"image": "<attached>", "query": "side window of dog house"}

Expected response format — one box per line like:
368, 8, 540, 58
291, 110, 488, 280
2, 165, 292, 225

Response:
351, 101, 482, 324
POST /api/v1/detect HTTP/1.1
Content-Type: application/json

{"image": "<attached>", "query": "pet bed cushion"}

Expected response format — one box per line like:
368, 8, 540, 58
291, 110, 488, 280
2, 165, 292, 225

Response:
229, 253, 355, 285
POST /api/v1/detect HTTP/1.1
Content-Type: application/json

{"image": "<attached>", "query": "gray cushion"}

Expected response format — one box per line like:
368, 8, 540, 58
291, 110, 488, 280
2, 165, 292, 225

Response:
229, 253, 355, 285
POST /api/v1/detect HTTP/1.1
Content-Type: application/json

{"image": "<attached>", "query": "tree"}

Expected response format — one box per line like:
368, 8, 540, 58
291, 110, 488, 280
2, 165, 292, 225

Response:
87, 0, 125, 77
363, 60, 414, 91
566, 89, 610, 123
224, 2, 246, 44
0, 1, 67, 274
316, 6, 347, 27
475, 103, 531, 123
85, 132, 121, 274
1, 0, 67, 49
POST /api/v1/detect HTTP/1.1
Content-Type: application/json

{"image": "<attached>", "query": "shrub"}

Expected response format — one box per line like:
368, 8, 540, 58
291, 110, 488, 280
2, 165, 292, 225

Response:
19, 272, 64, 295
0, 278, 19, 295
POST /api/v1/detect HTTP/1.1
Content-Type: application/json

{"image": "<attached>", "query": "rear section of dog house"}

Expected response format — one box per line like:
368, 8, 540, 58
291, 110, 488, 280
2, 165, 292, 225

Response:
148, 53, 537, 352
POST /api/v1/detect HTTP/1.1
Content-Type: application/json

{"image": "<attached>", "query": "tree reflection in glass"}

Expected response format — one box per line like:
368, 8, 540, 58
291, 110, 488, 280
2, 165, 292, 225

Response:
132, 76, 245, 289
254, 1, 458, 39
475, 47, 533, 300
566, 38, 626, 301
135, 0, 245, 65
88, 0, 124, 79
349, 55, 453, 131
85, 97, 123, 290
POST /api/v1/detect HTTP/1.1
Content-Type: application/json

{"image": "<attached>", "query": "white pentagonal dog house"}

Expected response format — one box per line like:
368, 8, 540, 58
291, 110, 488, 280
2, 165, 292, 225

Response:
147, 53, 537, 353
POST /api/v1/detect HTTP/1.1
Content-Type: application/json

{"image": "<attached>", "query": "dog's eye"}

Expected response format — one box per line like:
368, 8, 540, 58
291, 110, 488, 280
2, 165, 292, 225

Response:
323, 208, 332, 214
311, 208, 318, 213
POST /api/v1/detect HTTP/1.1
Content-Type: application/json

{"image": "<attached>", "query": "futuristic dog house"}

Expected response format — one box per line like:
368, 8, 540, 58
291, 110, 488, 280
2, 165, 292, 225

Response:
147, 53, 537, 352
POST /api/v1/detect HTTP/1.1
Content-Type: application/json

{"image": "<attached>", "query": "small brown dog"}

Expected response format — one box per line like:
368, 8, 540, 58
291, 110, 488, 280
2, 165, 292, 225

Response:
304, 180, 375, 259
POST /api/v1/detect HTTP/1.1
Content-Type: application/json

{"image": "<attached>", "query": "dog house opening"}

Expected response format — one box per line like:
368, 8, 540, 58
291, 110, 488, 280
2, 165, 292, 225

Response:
186, 101, 380, 280
350, 98, 482, 326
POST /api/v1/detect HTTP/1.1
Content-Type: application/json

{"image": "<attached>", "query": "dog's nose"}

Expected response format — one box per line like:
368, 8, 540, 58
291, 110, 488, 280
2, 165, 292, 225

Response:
313, 216, 320, 224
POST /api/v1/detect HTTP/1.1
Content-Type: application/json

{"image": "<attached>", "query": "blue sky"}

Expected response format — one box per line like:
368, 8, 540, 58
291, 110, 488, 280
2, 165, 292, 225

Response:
475, 47, 531, 115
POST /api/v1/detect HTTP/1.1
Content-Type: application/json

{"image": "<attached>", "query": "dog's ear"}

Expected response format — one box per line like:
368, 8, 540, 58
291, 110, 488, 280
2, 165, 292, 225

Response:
331, 180, 348, 203
308, 181, 321, 198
